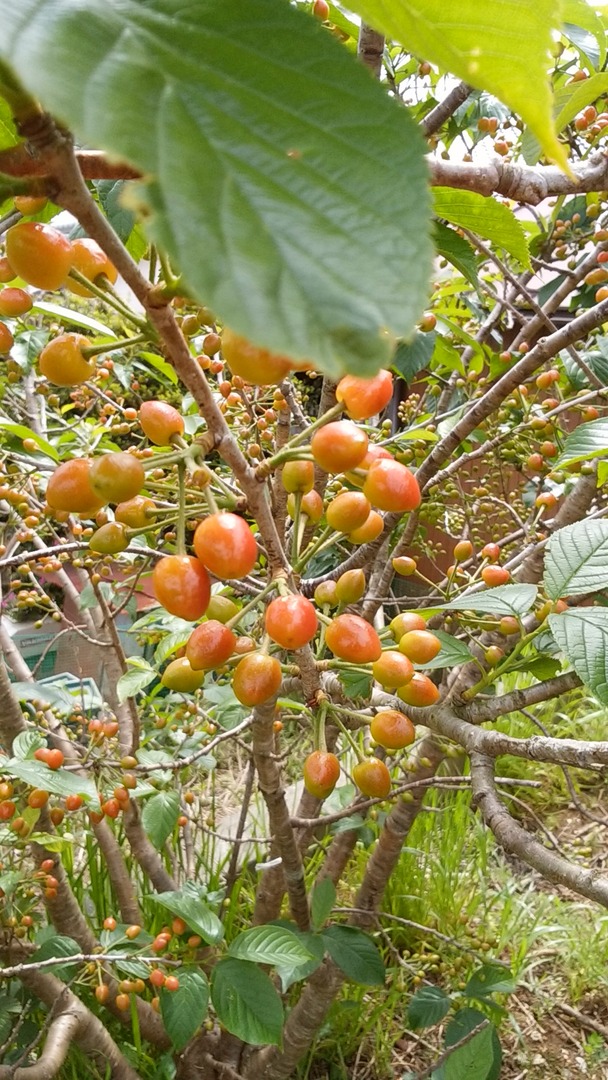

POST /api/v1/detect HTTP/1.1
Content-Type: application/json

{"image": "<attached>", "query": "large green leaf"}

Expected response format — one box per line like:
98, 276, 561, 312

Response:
0, 0, 432, 378
1, 758, 99, 807
159, 969, 209, 1051
439, 1023, 495, 1080
346, 0, 566, 167
407, 985, 451, 1029
544, 521, 608, 600
150, 885, 224, 945
555, 418, 608, 469
438, 1012, 502, 1080
433, 222, 479, 287
433, 189, 530, 270
311, 878, 337, 931
549, 609, 608, 703
211, 958, 284, 1047
393, 331, 436, 382
141, 790, 180, 849
229, 925, 316, 968
321, 925, 385, 985
441, 584, 538, 618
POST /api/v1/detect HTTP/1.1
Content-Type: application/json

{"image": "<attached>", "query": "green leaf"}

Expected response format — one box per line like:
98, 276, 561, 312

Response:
311, 878, 337, 931
517, 656, 562, 681
434, 222, 479, 287
1, 758, 99, 806
549, 609, 608, 703
416, 628, 474, 670
339, 670, 372, 701
345, 0, 566, 168
438, 1011, 502, 1080
0, 420, 59, 462
10, 681, 74, 715
211, 957, 284, 1047
441, 584, 538, 617
464, 964, 516, 1000
433, 189, 530, 270
150, 886, 224, 946
522, 73, 608, 164
229, 924, 315, 968
393, 331, 436, 382
94, 180, 137, 242
117, 663, 156, 703
555, 418, 608, 468
407, 985, 451, 1029
0, 96, 18, 151
441, 1022, 494, 1080
562, 0, 606, 66
136, 353, 179, 387
274, 931, 325, 992
32, 300, 117, 337
11, 731, 45, 760
321, 925, 384, 985
544, 521, 608, 600
159, 969, 209, 1051
2, 0, 432, 379
32, 935, 80, 978
142, 791, 180, 849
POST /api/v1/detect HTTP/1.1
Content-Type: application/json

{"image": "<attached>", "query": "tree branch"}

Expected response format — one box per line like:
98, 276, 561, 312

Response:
470, 752, 608, 907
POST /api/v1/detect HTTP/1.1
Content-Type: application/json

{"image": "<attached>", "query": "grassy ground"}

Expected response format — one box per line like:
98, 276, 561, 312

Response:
297, 688, 608, 1079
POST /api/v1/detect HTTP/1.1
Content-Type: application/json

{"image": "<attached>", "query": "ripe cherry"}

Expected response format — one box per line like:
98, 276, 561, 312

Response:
326, 491, 371, 533
161, 657, 205, 692
186, 620, 237, 670
310, 420, 368, 474
0, 323, 13, 353
46, 460, 104, 518
370, 710, 415, 749
481, 543, 500, 562
363, 459, 420, 513
325, 613, 381, 662
352, 759, 391, 798
0, 801, 15, 820
65, 794, 84, 811
193, 513, 257, 579
149, 969, 166, 989
164, 975, 180, 992
28, 789, 49, 809
288, 490, 323, 523
348, 510, 384, 544
115, 994, 131, 1011
265, 594, 318, 650
398, 629, 441, 664
153, 555, 211, 621
68, 238, 117, 296
397, 672, 440, 707
90, 452, 145, 504
372, 650, 414, 689
95, 984, 111, 1004
390, 612, 425, 639
336, 369, 393, 420
221, 328, 296, 385
303, 751, 340, 798
38, 334, 95, 386
232, 653, 282, 706
392, 556, 417, 576
481, 566, 511, 587
0, 287, 32, 317
6, 221, 73, 291
46, 749, 65, 770
139, 401, 185, 446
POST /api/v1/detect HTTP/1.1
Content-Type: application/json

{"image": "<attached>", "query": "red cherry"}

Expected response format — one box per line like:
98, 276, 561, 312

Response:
325, 613, 381, 663
265, 594, 318, 650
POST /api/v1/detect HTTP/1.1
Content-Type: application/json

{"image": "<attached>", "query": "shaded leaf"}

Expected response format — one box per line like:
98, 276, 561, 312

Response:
159, 969, 209, 1051
416, 629, 474, 670
311, 878, 336, 931
408, 985, 451, 1029
321, 925, 384, 985
464, 964, 516, 1000
393, 331, 436, 382
211, 957, 283, 1047
434, 222, 479, 287
1, 758, 99, 806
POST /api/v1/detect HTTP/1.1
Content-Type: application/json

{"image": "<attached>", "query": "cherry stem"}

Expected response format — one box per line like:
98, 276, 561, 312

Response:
67, 267, 149, 330
81, 333, 148, 359
293, 525, 337, 573
329, 710, 362, 761
176, 460, 186, 556
225, 580, 278, 630
290, 491, 302, 566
